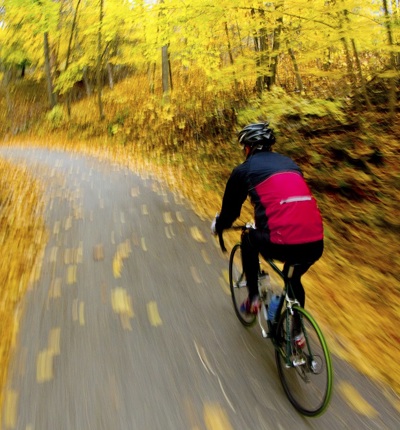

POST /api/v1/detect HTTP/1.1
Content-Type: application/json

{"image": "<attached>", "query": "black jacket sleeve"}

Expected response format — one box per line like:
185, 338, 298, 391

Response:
216, 165, 248, 232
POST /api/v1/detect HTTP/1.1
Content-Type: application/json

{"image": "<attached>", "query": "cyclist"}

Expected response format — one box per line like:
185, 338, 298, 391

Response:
211, 122, 324, 335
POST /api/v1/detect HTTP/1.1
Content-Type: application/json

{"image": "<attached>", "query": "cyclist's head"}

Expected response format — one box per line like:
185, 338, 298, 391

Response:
237, 122, 276, 156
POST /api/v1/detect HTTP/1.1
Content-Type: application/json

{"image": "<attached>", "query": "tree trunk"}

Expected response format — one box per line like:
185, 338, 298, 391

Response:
267, 16, 283, 90
342, 9, 372, 110
225, 21, 238, 91
340, 37, 357, 91
162, 44, 170, 101
288, 47, 303, 93
252, 8, 268, 94
83, 67, 92, 96
351, 39, 373, 110
65, 0, 82, 117
159, 0, 171, 101
150, 62, 156, 94
382, 0, 397, 117
224, 22, 234, 66
107, 63, 114, 89
44, 32, 57, 108
254, 29, 268, 94
65, 0, 81, 69
96, 0, 104, 120
168, 54, 173, 91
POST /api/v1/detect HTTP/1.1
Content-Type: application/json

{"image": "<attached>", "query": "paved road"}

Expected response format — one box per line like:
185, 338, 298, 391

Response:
0, 147, 399, 430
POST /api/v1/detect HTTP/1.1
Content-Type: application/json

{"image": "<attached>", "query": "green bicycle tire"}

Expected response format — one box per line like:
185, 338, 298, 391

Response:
275, 305, 333, 416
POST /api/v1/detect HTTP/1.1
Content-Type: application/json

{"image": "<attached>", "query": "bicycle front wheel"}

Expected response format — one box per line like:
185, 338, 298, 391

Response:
229, 243, 256, 327
275, 306, 333, 416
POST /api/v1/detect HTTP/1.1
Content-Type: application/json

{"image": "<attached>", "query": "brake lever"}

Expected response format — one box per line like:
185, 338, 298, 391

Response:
218, 231, 227, 253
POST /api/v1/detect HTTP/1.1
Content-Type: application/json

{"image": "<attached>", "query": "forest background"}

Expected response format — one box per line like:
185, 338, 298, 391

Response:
0, 0, 399, 411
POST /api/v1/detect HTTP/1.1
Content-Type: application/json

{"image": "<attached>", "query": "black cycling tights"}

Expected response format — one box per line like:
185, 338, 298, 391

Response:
241, 230, 324, 308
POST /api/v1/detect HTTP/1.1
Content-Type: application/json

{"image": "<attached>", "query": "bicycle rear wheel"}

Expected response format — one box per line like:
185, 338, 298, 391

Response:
275, 306, 333, 416
229, 243, 256, 327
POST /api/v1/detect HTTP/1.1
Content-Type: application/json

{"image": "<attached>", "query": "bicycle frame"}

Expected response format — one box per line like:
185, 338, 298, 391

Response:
222, 224, 333, 416
219, 227, 303, 364
259, 259, 304, 368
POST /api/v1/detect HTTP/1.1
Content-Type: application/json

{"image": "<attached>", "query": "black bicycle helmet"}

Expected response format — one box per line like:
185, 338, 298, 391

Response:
237, 122, 276, 149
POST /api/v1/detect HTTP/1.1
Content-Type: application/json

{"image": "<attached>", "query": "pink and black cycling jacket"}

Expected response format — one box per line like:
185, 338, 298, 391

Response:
217, 151, 323, 245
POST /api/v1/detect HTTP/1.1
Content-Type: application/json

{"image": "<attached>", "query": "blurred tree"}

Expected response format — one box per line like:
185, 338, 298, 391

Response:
382, 0, 399, 117
64, 0, 82, 116
96, 0, 104, 119
33, 0, 60, 108
0, 0, 397, 114
159, 0, 171, 99
43, 31, 57, 108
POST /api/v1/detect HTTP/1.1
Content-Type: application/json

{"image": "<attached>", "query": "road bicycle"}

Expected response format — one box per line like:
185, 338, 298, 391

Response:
218, 224, 333, 417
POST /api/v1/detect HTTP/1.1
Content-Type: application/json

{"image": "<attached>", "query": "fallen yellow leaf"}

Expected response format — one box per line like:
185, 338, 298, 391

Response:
338, 381, 378, 418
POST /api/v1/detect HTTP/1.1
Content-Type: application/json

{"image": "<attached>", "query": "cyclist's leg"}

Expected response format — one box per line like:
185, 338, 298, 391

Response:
283, 263, 310, 308
241, 230, 261, 301
281, 240, 324, 307
281, 241, 324, 334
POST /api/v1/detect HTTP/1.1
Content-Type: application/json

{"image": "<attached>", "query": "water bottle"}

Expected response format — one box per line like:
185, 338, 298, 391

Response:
267, 295, 280, 323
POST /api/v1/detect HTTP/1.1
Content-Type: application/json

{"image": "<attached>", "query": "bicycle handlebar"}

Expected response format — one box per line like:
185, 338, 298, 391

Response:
217, 223, 255, 253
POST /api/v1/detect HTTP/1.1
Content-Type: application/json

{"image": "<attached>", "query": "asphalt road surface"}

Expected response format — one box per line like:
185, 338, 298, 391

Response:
0, 147, 399, 430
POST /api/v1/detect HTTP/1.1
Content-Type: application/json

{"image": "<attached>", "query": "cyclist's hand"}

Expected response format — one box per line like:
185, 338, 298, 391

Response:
211, 213, 219, 236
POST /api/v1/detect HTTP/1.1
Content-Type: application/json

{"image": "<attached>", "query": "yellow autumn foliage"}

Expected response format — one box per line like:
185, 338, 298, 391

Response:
0, 58, 399, 407
6, 133, 399, 398
0, 158, 47, 411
